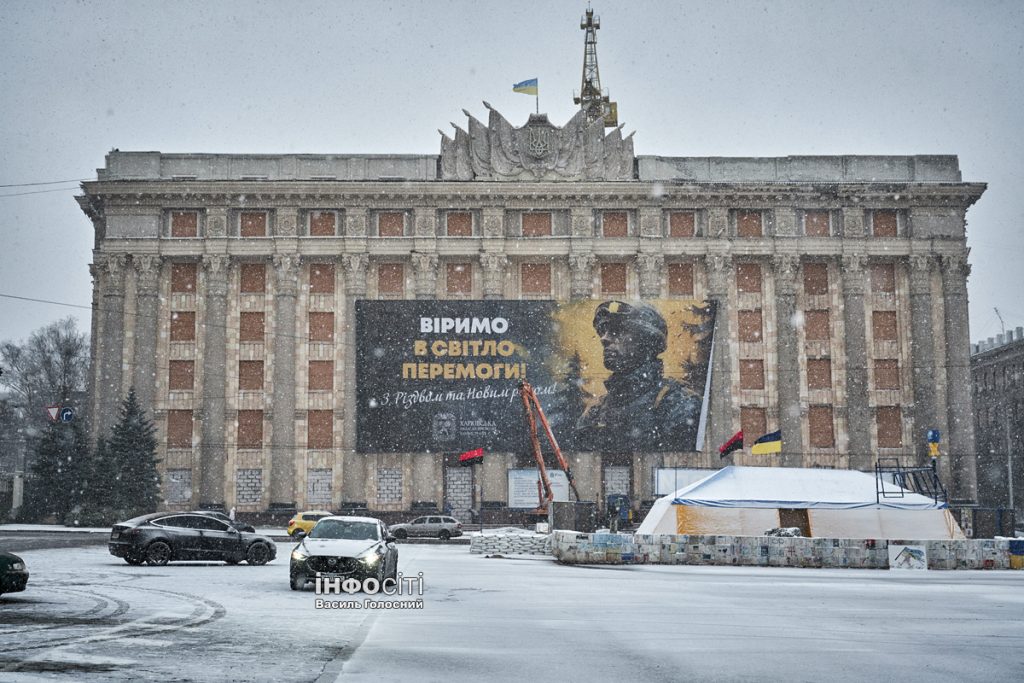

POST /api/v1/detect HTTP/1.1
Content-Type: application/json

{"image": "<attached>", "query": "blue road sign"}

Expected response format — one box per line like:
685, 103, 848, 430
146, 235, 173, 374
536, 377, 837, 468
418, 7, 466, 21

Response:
59, 407, 75, 423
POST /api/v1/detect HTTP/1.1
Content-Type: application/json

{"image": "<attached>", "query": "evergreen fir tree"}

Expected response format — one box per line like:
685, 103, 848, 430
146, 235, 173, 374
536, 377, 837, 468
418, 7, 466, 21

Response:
107, 388, 162, 517
74, 437, 120, 526
26, 418, 90, 522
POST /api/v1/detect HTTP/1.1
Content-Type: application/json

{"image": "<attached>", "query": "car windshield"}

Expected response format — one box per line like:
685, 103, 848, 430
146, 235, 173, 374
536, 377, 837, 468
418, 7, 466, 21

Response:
308, 520, 379, 541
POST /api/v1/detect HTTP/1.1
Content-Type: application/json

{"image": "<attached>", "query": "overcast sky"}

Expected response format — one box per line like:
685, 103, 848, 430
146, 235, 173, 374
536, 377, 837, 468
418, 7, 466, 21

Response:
1, 0, 1022, 347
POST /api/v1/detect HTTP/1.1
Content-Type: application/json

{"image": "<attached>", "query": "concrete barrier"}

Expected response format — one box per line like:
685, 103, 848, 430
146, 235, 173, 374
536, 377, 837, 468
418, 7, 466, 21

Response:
470, 530, 551, 555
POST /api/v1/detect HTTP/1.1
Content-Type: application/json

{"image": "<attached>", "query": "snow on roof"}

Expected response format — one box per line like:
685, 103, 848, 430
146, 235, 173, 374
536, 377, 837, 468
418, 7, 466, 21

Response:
667, 466, 947, 511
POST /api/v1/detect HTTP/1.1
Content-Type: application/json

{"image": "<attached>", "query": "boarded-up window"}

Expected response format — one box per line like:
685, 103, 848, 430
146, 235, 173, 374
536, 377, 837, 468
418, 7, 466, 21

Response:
668, 263, 694, 296
446, 212, 473, 236
309, 360, 334, 391
807, 359, 832, 390
309, 312, 334, 341
803, 263, 829, 295
740, 359, 765, 390
875, 359, 900, 390
309, 263, 335, 294
238, 360, 264, 391
738, 310, 763, 343
805, 310, 830, 341
872, 210, 898, 237
239, 312, 265, 342
237, 410, 263, 449
167, 410, 193, 448
602, 211, 628, 237
170, 311, 196, 341
522, 212, 552, 237
239, 263, 266, 293
521, 263, 551, 295
804, 210, 830, 237
378, 264, 404, 295
307, 410, 333, 449
736, 263, 762, 294
872, 311, 898, 341
446, 263, 472, 295
669, 211, 696, 237
171, 211, 198, 238
809, 406, 835, 447
736, 210, 763, 238
240, 212, 267, 237
601, 263, 627, 294
170, 263, 197, 293
741, 406, 767, 443
876, 406, 902, 448
871, 263, 896, 293
309, 211, 336, 237
168, 360, 194, 391
378, 212, 405, 237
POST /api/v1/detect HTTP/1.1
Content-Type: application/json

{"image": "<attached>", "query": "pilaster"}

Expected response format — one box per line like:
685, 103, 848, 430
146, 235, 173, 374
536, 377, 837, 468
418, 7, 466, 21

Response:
480, 253, 508, 300
941, 253, 977, 503
706, 252, 733, 455
270, 254, 299, 508
841, 254, 871, 471
908, 255, 938, 467
132, 254, 162, 415
97, 253, 128, 438
412, 252, 439, 300
773, 254, 802, 466
569, 253, 596, 300
199, 253, 229, 507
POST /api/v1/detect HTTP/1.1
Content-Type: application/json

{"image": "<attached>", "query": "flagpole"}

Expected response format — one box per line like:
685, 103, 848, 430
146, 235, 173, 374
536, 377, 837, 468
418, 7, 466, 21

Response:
536, 92, 539, 114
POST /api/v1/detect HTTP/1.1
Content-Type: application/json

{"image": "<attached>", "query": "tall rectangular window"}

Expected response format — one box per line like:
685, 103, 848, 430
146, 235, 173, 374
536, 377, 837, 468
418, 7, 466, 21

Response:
601, 211, 628, 237
668, 263, 694, 296
872, 311, 898, 341
741, 406, 767, 443
736, 263, 762, 294
170, 311, 196, 342
521, 263, 552, 295
168, 360, 195, 391
668, 211, 696, 237
522, 212, 552, 237
307, 410, 333, 449
239, 263, 266, 293
803, 263, 829, 295
309, 312, 334, 342
872, 210, 898, 237
739, 360, 765, 390
239, 312, 265, 342
378, 264, 405, 296
874, 359, 900, 390
808, 406, 835, 447
446, 212, 473, 236
807, 359, 832, 390
876, 406, 903, 448
805, 310, 830, 341
308, 361, 334, 391
240, 212, 267, 237
738, 310, 763, 343
170, 211, 198, 238
378, 212, 405, 237
600, 263, 627, 295
803, 210, 831, 237
238, 360, 264, 391
446, 263, 472, 295
170, 263, 197, 293
871, 263, 896, 293
237, 410, 264, 449
309, 263, 335, 294
736, 210, 763, 238
167, 410, 193, 448
309, 211, 337, 237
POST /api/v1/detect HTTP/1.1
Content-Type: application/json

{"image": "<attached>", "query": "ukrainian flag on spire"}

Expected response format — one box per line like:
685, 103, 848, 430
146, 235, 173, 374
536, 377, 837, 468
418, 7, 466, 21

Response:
513, 78, 538, 95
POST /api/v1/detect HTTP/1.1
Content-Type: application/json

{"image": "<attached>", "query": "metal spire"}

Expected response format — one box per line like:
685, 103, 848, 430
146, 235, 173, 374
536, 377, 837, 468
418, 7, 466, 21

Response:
573, 5, 618, 127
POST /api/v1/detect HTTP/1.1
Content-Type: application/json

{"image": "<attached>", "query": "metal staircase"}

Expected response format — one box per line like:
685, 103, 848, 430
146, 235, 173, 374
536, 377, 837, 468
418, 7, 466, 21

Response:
875, 457, 948, 505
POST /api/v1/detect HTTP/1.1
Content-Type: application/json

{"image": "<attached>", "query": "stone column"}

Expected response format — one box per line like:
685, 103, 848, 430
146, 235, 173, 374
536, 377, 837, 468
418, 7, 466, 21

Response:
480, 253, 507, 300
941, 253, 978, 504
199, 254, 229, 508
270, 254, 299, 510
87, 260, 103, 441
773, 254, 803, 466
706, 252, 733, 456
341, 253, 369, 503
132, 255, 161, 416
637, 253, 664, 299
841, 254, 872, 472
411, 252, 439, 300
908, 255, 938, 466
569, 253, 596, 300
96, 253, 128, 437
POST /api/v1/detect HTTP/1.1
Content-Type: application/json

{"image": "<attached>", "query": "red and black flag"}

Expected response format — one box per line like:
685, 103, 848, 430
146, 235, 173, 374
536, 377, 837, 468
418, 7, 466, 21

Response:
718, 430, 743, 458
459, 448, 484, 466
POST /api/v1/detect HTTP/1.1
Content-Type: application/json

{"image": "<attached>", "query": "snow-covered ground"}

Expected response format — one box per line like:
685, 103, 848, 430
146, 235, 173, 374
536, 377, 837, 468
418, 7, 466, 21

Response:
2, 542, 1022, 681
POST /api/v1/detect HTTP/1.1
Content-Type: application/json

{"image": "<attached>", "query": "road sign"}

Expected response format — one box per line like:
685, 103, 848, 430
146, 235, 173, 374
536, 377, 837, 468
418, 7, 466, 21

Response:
59, 407, 75, 423
45, 405, 60, 422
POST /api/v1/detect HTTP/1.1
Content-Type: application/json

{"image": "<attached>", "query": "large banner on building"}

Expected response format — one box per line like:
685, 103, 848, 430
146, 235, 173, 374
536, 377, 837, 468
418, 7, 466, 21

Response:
356, 299, 716, 453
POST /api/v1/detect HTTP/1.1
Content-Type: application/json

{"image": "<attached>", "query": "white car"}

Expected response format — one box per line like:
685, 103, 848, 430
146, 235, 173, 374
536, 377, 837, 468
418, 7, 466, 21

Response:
289, 516, 398, 591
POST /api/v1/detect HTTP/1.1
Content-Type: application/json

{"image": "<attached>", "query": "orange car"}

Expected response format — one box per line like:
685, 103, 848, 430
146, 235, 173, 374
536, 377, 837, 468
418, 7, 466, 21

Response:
286, 510, 334, 537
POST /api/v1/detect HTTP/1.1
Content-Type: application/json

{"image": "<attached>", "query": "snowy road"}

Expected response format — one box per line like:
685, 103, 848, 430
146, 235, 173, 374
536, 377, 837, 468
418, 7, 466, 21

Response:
1, 541, 1023, 681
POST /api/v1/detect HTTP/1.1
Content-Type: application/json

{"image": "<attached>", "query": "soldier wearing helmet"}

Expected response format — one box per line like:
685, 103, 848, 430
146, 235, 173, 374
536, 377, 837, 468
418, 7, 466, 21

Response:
574, 301, 703, 452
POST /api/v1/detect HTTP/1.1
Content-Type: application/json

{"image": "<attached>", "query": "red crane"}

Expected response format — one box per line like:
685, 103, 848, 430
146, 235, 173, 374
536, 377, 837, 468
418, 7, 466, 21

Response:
518, 380, 581, 514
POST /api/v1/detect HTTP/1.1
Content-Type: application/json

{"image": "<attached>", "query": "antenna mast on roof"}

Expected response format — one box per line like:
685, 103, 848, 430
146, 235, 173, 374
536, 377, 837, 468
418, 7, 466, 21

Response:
573, 5, 618, 127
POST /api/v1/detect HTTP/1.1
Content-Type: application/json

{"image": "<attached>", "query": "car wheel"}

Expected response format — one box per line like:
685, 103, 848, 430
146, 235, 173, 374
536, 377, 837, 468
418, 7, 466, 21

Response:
393, 529, 407, 539
438, 530, 451, 541
290, 572, 306, 591
246, 543, 271, 566
125, 554, 145, 566
145, 541, 171, 566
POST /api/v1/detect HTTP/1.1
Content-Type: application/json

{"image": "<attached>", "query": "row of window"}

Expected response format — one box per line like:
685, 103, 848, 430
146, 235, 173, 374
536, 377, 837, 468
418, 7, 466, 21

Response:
738, 404, 904, 449
168, 359, 335, 391
166, 208, 906, 239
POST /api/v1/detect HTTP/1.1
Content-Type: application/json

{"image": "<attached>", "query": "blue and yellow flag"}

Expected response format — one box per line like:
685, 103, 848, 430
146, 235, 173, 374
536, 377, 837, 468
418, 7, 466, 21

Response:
750, 429, 782, 455
513, 78, 538, 96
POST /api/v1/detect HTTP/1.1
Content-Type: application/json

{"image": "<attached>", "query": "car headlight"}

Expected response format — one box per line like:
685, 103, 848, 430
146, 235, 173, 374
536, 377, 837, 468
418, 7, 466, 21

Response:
291, 546, 309, 561
11, 562, 24, 571
357, 547, 383, 566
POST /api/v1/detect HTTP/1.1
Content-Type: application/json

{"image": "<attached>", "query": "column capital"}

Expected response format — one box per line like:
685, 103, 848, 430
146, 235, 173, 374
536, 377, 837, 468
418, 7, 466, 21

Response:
940, 253, 971, 279
273, 254, 300, 297
840, 253, 867, 276
98, 253, 129, 288
909, 254, 936, 292
202, 254, 230, 276
411, 251, 439, 275
772, 254, 800, 295
637, 253, 664, 298
134, 254, 162, 291
341, 253, 369, 295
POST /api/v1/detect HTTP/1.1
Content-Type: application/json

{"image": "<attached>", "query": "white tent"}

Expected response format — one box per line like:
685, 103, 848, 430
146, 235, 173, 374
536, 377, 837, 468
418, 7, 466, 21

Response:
637, 466, 964, 539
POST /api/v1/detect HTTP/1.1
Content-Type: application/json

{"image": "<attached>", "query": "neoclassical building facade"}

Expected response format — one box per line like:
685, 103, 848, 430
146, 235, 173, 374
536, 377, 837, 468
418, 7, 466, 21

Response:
77, 107, 984, 517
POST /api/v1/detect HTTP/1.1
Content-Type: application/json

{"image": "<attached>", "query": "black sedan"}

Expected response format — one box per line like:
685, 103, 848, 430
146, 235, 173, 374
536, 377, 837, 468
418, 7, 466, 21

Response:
109, 512, 277, 566
0, 550, 29, 596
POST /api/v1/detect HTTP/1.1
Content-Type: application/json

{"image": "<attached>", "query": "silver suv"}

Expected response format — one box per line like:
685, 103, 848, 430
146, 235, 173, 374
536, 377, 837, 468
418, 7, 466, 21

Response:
389, 515, 463, 540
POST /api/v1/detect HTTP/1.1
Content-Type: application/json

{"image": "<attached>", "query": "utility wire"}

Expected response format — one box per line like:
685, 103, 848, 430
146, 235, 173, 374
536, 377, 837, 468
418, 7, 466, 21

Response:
0, 178, 91, 188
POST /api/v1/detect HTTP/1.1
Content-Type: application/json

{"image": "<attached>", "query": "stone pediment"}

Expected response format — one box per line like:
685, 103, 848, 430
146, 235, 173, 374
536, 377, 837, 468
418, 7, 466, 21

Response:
439, 102, 635, 181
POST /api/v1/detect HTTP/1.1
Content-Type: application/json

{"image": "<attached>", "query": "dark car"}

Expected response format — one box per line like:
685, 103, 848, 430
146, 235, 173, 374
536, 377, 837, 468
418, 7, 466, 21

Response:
0, 550, 29, 596
289, 516, 398, 591
109, 512, 277, 566
389, 515, 463, 540
195, 509, 257, 533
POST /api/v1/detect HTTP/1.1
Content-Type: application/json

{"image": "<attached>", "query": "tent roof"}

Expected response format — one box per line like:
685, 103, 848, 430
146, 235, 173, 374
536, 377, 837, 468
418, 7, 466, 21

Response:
669, 466, 947, 511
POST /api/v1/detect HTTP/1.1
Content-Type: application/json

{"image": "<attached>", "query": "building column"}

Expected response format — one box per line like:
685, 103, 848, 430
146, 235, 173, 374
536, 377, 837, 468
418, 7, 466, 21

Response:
706, 251, 733, 458
908, 255, 939, 467
96, 253, 128, 438
412, 252, 439, 300
199, 254, 229, 508
637, 253, 664, 299
270, 254, 299, 510
841, 254, 871, 472
87, 260, 103, 441
341, 253, 369, 503
480, 253, 507, 300
774, 254, 803, 466
941, 253, 978, 504
132, 255, 161, 416
569, 253, 595, 300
